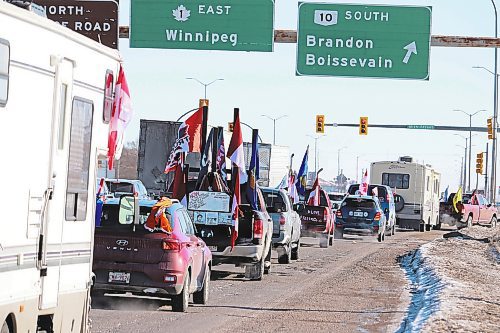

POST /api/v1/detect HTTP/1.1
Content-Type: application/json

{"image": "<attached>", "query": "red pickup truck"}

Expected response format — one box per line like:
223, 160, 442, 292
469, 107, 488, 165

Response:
439, 192, 498, 228
295, 188, 334, 248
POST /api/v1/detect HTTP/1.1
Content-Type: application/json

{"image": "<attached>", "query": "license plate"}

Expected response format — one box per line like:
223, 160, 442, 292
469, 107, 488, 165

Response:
208, 245, 218, 252
108, 272, 130, 284
353, 211, 364, 217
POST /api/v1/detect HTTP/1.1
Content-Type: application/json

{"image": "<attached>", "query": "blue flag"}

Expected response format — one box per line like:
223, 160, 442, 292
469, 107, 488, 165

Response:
246, 136, 259, 210
295, 146, 309, 196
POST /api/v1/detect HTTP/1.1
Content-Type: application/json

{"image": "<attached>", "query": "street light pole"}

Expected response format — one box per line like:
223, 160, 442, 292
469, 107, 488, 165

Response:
453, 109, 486, 191
337, 146, 347, 177
492, 0, 499, 202
186, 77, 224, 99
306, 134, 325, 175
261, 114, 288, 145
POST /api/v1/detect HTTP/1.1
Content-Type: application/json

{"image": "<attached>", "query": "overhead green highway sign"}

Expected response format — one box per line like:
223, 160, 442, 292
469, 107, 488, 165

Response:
130, 0, 275, 52
296, 3, 432, 79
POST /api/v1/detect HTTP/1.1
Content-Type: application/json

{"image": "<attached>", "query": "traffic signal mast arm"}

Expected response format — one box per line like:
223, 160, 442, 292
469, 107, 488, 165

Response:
324, 123, 496, 133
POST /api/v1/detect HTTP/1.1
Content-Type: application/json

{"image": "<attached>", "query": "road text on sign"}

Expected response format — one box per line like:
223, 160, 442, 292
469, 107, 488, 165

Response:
37, 0, 118, 49
130, 0, 275, 52
407, 125, 435, 130
296, 3, 432, 80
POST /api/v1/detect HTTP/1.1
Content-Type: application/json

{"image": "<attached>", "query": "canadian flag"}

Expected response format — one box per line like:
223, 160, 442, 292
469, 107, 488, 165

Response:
108, 64, 133, 170
359, 170, 369, 195
307, 176, 320, 206
231, 168, 241, 249
227, 113, 248, 184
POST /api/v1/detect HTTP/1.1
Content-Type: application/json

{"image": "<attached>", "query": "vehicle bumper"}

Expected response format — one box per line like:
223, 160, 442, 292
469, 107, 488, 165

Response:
211, 243, 264, 265
336, 223, 379, 236
272, 232, 290, 246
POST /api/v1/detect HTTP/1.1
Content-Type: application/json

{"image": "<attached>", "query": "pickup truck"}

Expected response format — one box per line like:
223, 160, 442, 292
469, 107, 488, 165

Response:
439, 192, 498, 228
261, 188, 302, 263
187, 182, 273, 281
295, 188, 334, 248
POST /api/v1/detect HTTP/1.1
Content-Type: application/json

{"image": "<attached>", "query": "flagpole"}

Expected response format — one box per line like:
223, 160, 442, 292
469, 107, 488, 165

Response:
200, 99, 209, 156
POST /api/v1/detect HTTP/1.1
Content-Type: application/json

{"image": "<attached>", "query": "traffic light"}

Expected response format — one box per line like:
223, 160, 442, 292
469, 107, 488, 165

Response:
228, 122, 234, 132
359, 117, 368, 135
487, 117, 494, 139
476, 152, 484, 174
316, 115, 325, 133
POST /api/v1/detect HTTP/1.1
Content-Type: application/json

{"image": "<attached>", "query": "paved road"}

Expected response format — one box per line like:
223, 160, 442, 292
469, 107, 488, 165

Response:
90, 228, 448, 333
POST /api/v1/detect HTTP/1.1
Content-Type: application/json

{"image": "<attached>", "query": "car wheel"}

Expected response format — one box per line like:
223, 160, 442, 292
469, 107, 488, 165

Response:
171, 273, 190, 312
328, 229, 334, 246
319, 233, 329, 248
490, 216, 497, 228
425, 224, 431, 231
264, 245, 272, 274
334, 229, 343, 239
291, 241, 300, 260
392, 224, 396, 235
278, 245, 291, 264
377, 233, 383, 242
419, 223, 425, 232
467, 215, 473, 228
193, 267, 210, 305
1, 320, 11, 333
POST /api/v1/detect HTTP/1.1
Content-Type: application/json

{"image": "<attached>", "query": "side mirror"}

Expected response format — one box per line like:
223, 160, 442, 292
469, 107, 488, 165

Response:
119, 195, 139, 225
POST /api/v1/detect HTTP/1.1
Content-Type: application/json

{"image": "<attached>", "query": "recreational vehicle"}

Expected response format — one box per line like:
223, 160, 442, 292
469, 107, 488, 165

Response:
0, 2, 121, 332
370, 156, 441, 231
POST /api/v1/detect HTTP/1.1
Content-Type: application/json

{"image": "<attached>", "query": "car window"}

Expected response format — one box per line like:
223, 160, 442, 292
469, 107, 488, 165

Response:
382, 173, 410, 189
329, 194, 345, 202
108, 181, 134, 194
262, 190, 287, 213
342, 198, 376, 209
175, 208, 194, 235
183, 210, 196, 235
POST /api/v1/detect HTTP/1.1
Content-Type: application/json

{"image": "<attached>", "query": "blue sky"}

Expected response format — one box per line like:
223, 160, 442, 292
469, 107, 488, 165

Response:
118, 0, 498, 192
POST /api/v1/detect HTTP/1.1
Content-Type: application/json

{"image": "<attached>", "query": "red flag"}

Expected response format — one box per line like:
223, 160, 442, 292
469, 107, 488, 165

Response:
227, 114, 247, 183
108, 64, 132, 170
172, 164, 187, 207
360, 170, 369, 195
231, 168, 241, 249
164, 108, 203, 174
307, 176, 320, 206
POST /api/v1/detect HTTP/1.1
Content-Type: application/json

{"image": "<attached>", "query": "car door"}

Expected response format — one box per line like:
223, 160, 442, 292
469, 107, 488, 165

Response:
179, 209, 203, 288
479, 195, 493, 223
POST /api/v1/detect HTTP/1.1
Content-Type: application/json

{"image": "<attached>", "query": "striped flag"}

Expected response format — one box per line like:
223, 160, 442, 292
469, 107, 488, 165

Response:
227, 113, 248, 184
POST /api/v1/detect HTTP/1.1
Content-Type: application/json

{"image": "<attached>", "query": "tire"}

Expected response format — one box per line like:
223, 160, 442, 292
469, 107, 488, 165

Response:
193, 267, 210, 305
377, 233, 383, 242
171, 272, 190, 312
319, 233, 329, 248
419, 223, 425, 232
490, 216, 497, 228
291, 241, 300, 260
246, 258, 264, 281
1, 320, 11, 333
264, 245, 272, 274
392, 225, 396, 235
425, 224, 431, 231
277, 245, 291, 264
328, 229, 334, 246
466, 215, 473, 228
334, 229, 343, 239
433, 223, 441, 230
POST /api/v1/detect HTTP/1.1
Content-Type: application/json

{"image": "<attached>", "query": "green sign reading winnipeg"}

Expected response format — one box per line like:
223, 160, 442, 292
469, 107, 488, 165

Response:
130, 0, 275, 52
296, 3, 432, 80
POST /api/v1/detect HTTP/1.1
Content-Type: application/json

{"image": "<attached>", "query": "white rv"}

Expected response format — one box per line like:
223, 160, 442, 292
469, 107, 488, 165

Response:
370, 156, 441, 231
0, 2, 120, 332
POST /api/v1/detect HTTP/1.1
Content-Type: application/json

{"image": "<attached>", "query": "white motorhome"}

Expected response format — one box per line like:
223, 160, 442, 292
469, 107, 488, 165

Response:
370, 156, 441, 231
0, 2, 120, 332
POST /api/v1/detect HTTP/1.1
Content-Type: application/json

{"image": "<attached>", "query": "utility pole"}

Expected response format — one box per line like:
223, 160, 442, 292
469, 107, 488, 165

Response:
460, 157, 464, 188
485, 142, 489, 199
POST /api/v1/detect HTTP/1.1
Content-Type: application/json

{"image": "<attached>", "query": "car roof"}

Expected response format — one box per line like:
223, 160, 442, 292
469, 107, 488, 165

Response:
344, 194, 380, 202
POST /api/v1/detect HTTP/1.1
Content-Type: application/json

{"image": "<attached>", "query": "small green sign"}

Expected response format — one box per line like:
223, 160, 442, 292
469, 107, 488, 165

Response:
130, 0, 275, 52
407, 125, 435, 130
296, 3, 432, 79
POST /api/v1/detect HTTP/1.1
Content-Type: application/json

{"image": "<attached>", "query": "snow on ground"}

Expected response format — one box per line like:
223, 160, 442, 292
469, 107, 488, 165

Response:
400, 225, 500, 333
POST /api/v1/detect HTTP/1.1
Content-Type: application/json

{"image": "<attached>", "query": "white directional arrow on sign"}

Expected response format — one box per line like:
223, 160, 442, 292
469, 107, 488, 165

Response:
402, 41, 417, 64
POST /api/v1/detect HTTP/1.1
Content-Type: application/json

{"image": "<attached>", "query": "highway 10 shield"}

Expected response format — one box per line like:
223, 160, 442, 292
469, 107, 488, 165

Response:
296, 3, 432, 80
130, 0, 275, 52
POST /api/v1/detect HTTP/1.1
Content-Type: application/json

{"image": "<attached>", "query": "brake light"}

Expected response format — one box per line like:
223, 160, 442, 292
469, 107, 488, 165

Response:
336, 210, 342, 218
374, 212, 381, 221
253, 218, 263, 239
162, 239, 181, 251
323, 208, 328, 222
279, 214, 286, 231
386, 193, 391, 202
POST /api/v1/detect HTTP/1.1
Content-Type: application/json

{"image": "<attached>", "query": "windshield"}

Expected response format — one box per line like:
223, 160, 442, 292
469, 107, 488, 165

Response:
342, 198, 377, 210
107, 181, 134, 194
261, 190, 287, 213
329, 194, 345, 202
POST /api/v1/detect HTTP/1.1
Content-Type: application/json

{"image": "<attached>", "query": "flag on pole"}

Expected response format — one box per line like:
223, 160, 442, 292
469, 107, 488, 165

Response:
288, 172, 299, 204
108, 64, 133, 170
172, 164, 187, 207
443, 186, 449, 202
246, 135, 259, 210
216, 129, 227, 183
359, 170, 369, 195
307, 176, 320, 206
227, 113, 248, 183
164, 107, 204, 174
277, 174, 288, 189
295, 146, 309, 196
453, 186, 463, 213
231, 168, 241, 249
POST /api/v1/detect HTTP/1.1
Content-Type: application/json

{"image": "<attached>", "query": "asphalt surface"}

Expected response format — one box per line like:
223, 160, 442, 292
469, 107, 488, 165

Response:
90, 228, 448, 333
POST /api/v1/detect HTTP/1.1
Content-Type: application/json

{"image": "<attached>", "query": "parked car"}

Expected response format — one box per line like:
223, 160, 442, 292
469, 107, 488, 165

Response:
348, 184, 396, 236
334, 195, 388, 242
261, 188, 301, 263
328, 192, 346, 212
295, 187, 334, 248
440, 192, 497, 229
104, 178, 151, 200
92, 196, 212, 312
